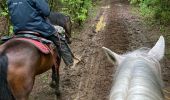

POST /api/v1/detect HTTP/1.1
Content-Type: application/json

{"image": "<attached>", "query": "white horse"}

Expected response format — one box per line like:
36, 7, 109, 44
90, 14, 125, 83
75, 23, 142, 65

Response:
102, 36, 165, 100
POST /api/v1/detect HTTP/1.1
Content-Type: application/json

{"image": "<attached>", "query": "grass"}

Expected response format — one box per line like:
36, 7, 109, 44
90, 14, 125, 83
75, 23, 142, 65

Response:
130, 4, 170, 59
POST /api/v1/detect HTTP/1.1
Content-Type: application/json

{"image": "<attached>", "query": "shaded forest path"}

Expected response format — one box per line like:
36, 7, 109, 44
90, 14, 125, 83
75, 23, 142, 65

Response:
30, 0, 170, 99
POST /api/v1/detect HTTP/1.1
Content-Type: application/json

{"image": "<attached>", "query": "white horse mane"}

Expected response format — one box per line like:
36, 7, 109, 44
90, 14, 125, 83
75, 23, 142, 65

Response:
122, 47, 150, 58
122, 47, 162, 78
110, 49, 163, 100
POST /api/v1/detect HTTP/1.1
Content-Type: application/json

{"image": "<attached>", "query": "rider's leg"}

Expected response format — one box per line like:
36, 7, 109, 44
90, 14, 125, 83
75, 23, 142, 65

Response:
47, 34, 74, 66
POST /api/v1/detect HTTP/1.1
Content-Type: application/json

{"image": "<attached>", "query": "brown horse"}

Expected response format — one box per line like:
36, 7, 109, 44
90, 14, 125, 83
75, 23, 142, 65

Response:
0, 12, 72, 100
0, 37, 61, 100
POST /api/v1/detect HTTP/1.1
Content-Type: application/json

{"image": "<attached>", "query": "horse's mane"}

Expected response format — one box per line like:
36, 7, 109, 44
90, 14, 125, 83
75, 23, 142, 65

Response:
121, 47, 161, 66
121, 47, 163, 83
122, 47, 151, 58
110, 47, 164, 100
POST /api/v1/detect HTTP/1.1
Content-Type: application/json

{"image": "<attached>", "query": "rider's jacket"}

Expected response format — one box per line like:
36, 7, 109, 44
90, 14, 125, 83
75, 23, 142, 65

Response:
7, 0, 56, 37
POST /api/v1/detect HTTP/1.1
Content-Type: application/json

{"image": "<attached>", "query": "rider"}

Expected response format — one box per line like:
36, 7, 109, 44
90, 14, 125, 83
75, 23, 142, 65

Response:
7, 0, 74, 66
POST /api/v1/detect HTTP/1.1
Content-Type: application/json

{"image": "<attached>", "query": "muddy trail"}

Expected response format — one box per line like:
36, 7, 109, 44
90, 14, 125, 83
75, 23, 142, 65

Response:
30, 0, 170, 99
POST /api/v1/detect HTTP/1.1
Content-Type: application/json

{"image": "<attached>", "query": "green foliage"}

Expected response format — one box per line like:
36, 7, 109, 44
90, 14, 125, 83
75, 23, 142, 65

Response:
1, 11, 8, 16
9, 25, 13, 35
60, 0, 92, 25
129, 0, 141, 5
0, 8, 8, 17
0, 0, 11, 35
0, 0, 8, 15
48, 0, 63, 11
160, 11, 170, 24
129, 0, 170, 25
0, 0, 93, 34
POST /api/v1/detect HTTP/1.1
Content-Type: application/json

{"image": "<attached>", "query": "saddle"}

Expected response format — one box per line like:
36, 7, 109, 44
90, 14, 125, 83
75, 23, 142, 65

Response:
0, 31, 55, 54
0, 31, 60, 76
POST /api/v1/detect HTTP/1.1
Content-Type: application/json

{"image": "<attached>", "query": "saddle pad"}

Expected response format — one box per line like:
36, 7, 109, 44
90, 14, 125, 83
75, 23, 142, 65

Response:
16, 38, 51, 54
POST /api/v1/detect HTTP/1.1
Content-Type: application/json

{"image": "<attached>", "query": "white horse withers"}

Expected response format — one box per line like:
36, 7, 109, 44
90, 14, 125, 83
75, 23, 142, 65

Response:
103, 36, 165, 100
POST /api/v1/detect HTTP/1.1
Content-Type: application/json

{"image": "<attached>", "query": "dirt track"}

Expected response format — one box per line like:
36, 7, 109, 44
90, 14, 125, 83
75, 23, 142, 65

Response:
30, 0, 170, 99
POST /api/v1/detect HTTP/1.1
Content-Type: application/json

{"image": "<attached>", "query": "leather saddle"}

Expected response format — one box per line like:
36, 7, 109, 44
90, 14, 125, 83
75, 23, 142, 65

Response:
1, 31, 60, 75
0, 31, 55, 54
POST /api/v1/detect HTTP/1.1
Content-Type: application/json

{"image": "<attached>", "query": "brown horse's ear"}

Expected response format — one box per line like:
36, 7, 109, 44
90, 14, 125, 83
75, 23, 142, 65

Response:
102, 47, 124, 66
148, 35, 165, 61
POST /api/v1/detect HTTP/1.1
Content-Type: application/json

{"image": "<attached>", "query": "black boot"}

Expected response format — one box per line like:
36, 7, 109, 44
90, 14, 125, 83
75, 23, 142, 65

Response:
47, 34, 74, 66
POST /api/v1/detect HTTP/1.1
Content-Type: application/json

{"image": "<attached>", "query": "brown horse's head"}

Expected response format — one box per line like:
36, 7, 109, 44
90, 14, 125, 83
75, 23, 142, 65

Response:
48, 12, 72, 44
64, 15, 72, 39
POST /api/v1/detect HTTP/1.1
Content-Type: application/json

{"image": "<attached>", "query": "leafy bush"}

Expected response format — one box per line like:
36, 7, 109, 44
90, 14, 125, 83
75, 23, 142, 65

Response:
129, 0, 170, 25
0, 0, 11, 34
160, 11, 170, 24
60, 0, 92, 25
129, 0, 141, 5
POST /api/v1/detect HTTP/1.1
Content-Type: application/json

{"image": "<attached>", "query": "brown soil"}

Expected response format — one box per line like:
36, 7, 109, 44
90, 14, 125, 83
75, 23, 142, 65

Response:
29, 0, 170, 100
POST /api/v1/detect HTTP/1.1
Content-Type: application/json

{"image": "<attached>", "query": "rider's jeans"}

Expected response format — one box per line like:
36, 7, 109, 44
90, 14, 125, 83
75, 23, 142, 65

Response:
47, 34, 74, 66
